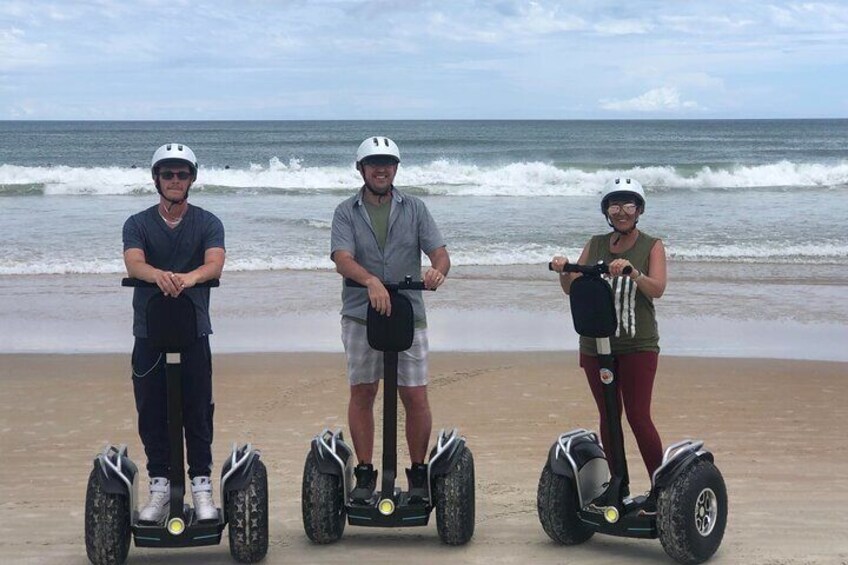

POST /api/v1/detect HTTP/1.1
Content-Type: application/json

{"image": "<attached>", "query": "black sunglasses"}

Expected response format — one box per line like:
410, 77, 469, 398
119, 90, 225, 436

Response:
361, 156, 398, 167
159, 171, 192, 180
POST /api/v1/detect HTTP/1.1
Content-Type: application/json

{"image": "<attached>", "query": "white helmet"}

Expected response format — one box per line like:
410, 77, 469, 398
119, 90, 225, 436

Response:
355, 136, 400, 166
151, 143, 198, 178
601, 177, 646, 214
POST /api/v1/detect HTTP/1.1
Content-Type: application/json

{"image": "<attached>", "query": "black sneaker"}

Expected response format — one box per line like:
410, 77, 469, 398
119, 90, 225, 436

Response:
406, 463, 429, 503
639, 492, 658, 516
351, 463, 377, 504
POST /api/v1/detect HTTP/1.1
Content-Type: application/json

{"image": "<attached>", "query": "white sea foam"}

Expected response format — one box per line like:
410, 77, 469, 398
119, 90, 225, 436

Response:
2, 159, 846, 196
2, 242, 844, 275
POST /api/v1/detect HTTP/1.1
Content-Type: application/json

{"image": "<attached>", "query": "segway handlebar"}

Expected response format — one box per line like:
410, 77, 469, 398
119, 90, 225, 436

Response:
344, 275, 434, 292
121, 278, 220, 288
548, 261, 632, 276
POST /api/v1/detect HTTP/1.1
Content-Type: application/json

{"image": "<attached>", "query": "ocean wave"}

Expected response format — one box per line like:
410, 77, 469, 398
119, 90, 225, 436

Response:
2, 242, 844, 275
2, 159, 846, 197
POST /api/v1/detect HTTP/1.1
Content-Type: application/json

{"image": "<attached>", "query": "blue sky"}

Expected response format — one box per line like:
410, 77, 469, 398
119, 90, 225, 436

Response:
2, 0, 847, 120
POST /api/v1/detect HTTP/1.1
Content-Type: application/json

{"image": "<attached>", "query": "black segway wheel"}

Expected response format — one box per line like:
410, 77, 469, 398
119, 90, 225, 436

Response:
301, 450, 346, 544
657, 459, 727, 564
537, 462, 594, 545
84, 467, 131, 565
433, 446, 475, 545
227, 459, 269, 563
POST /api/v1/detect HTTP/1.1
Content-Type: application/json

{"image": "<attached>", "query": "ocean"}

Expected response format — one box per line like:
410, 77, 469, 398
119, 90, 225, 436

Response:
1, 120, 846, 358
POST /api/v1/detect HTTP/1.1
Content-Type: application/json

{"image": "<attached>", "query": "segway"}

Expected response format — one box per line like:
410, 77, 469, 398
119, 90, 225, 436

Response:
84, 279, 269, 564
302, 276, 474, 545
537, 262, 727, 564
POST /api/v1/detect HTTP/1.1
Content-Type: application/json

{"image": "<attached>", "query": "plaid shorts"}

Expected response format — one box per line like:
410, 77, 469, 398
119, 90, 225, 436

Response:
341, 317, 429, 386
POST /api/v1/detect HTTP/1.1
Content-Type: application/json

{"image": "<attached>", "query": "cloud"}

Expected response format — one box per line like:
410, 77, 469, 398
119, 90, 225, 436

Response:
0, 28, 51, 70
594, 19, 652, 36
600, 87, 700, 112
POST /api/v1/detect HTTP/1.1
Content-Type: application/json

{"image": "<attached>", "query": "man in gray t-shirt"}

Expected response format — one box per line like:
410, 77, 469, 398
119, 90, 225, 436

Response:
330, 136, 450, 504
122, 143, 225, 524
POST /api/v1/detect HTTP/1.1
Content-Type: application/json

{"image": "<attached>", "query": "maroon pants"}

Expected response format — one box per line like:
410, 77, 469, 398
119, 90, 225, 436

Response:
580, 351, 663, 479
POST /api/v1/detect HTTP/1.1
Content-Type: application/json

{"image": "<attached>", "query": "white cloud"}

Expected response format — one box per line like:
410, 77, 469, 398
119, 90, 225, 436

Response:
600, 87, 700, 112
1, 0, 846, 118
594, 19, 652, 36
0, 28, 51, 71
769, 2, 848, 32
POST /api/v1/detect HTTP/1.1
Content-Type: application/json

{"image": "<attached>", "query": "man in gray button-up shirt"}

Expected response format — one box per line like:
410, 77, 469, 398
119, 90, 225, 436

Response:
330, 136, 451, 503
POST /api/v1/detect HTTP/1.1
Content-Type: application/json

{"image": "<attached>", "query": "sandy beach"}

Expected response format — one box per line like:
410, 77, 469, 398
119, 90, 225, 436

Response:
1, 351, 846, 564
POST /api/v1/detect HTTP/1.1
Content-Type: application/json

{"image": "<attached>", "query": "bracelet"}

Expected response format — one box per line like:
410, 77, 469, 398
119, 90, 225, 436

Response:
634, 271, 645, 282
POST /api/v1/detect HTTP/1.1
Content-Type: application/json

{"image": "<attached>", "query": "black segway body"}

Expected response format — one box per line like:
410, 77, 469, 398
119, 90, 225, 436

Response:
302, 277, 474, 545
85, 279, 268, 564
538, 262, 726, 563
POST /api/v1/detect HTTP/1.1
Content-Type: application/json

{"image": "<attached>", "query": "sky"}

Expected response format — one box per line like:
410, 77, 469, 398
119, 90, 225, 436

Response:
1, 0, 847, 120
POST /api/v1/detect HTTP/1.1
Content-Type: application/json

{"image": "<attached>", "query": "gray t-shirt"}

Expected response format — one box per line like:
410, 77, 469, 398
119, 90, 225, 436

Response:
122, 204, 225, 338
330, 187, 445, 323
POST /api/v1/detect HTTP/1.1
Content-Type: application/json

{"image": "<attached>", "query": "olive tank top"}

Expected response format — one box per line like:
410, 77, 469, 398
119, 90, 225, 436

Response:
578, 231, 661, 355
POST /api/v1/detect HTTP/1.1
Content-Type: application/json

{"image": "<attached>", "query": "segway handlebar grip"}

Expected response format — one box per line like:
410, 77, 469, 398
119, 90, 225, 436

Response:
121, 278, 220, 288
344, 277, 433, 291
548, 262, 632, 276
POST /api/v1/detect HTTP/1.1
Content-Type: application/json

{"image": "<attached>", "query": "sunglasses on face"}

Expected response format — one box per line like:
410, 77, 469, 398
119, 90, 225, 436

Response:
361, 156, 398, 167
158, 171, 192, 180
607, 203, 639, 215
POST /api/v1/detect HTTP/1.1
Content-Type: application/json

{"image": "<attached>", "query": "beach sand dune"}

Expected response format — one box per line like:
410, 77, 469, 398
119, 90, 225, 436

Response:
1, 353, 846, 564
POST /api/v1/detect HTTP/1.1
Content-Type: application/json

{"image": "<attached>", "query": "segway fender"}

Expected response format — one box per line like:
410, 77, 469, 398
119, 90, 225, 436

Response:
547, 443, 575, 479
654, 450, 714, 490
310, 429, 353, 477
548, 433, 606, 478
652, 439, 715, 490
221, 444, 261, 494
428, 429, 467, 476
94, 446, 137, 497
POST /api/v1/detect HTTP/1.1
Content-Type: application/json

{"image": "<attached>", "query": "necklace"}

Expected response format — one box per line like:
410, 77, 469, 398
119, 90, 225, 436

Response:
159, 204, 187, 225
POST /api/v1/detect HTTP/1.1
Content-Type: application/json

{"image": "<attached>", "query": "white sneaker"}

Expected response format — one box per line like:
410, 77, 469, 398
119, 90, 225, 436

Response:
139, 477, 170, 523
191, 476, 218, 521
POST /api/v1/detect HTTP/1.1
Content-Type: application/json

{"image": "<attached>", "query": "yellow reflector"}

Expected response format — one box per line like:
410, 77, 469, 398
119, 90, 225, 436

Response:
378, 498, 395, 516
604, 507, 620, 523
167, 517, 185, 535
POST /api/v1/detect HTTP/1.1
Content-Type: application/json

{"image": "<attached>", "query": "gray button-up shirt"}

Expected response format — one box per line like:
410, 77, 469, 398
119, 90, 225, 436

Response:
330, 187, 445, 323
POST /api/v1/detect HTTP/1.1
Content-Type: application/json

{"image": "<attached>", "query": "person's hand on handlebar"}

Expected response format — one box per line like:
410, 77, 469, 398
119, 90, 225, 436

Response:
366, 276, 392, 316
609, 258, 637, 279
550, 255, 570, 273
423, 267, 446, 290
154, 269, 183, 297
171, 271, 201, 294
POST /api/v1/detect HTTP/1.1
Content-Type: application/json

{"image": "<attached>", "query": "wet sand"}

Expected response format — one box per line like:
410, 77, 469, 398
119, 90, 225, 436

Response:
1, 352, 846, 564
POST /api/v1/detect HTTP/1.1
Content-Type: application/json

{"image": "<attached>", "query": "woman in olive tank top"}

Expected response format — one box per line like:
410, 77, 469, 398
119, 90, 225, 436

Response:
550, 178, 668, 484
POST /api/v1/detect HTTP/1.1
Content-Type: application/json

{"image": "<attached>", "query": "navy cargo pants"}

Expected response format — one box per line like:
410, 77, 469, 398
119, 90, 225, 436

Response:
131, 336, 214, 479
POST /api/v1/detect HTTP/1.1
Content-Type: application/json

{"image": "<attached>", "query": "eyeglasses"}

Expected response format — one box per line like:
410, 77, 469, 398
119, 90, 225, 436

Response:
361, 156, 399, 167
607, 203, 638, 215
159, 171, 192, 180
